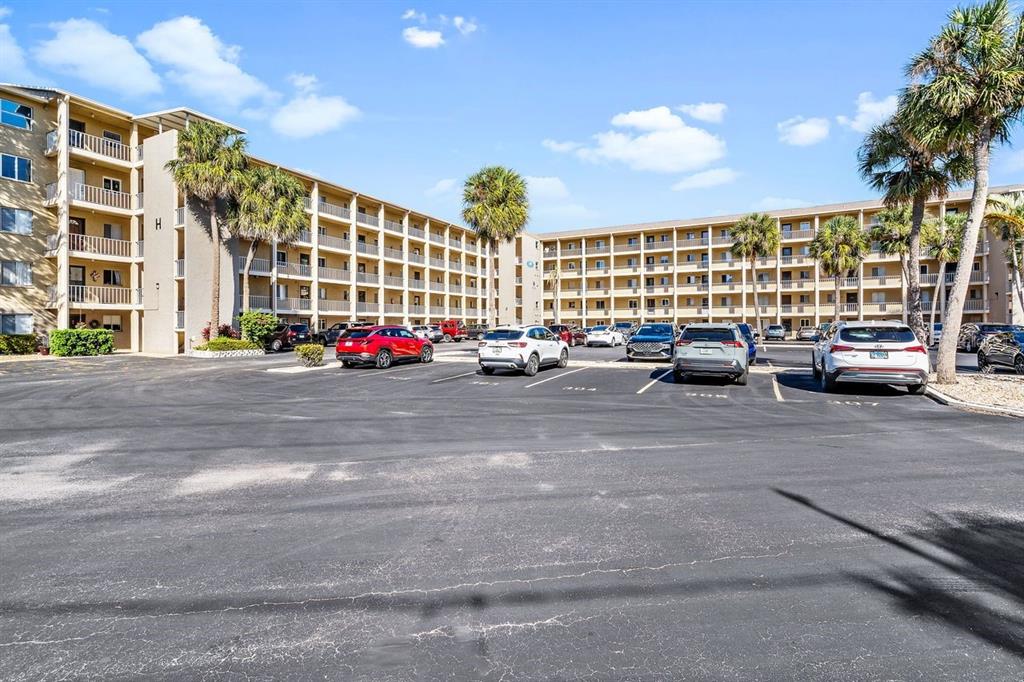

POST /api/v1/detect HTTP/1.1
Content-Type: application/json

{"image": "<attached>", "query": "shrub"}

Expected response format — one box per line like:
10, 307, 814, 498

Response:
49, 329, 114, 356
0, 334, 37, 355
194, 337, 261, 352
237, 311, 279, 344
201, 323, 240, 341
295, 343, 324, 367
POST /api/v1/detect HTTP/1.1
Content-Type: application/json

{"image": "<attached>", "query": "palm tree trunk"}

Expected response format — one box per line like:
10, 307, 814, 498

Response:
928, 261, 944, 346
936, 123, 992, 383
242, 239, 258, 311
553, 280, 560, 325
488, 240, 497, 327
1009, 242, 1024, 321
907, 193, 927, 344
834, 274, 841, 324
750, 258, 762, 348
209, 200, 222, 339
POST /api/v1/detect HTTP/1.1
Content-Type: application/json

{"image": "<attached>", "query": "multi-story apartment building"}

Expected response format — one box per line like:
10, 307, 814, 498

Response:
529, 188, 1023, 332
0, 84, 490, 353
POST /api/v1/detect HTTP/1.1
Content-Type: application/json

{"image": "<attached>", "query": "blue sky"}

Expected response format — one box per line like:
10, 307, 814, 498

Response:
2, 1, 1022, 232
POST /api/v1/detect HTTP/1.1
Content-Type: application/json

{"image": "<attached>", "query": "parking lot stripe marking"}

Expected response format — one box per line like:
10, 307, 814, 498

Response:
636, 369, 672, 394
772, 375, 785, 402
524, 366, 588, 388
431, 370, 478, 384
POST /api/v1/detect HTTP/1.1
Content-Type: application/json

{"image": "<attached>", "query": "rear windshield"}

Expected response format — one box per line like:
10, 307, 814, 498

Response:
614, 323, 632, 329
289, 325, 309, 332
839, 327, 915, 343
636, 324, 673, 336
550, 325, 568, 332
342, 329, 373, 339
979, 324, 1014, 333
484, 330, 524, 341
591, 326, 608, 332
1014, 331, 1024, 344
681, 328, 735, 342
767, 325, 784, 331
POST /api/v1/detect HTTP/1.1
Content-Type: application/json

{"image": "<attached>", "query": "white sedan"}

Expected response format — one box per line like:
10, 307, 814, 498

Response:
478, 325, 569, 377
585, 325, 625, 347
812, 321, 930, 394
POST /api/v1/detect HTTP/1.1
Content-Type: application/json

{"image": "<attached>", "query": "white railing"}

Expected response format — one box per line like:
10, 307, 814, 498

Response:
383, 247, 404, 260
408, 227, 425, 240
318, 233, 350, 251
356, 242, 379, 256
237, 257, 273, 275
65, 233, 135, 258
430, 306, 446, 315
450, 285, 463, 294
449, 261, 463, 271
449, 238, 463, 249
315, 198, 352, 221
429, 233, 445, 244
676, 238, 708, 248
863, 275, 902, 286
135, 145, 143, 162
409, 305, 426, 315
175, 259, 185, 277
175, 310, 184, 330
68, 129, 132, 162
409, 280, 426, 289
783, 229, 814, 240
466, 287, 480, 296
294, 230, 312, 245
862, 302, 904, 314
278, 262, 312, 278
240, 295, 272, 310
429, 257, 446, 268
384, 219, 404, 234
465, 264, 478, 275
319, 266, 350, 282
68, 285, 139, 306
356, 212, 379, 227
356, 302, 379, 313
383, 276, 405, 287
356, 272, 379, 284
384, 304, 404, 314
45, 130, 59, 154
69, 183, 134, 210
430, 282, 445, 292
408, 253, 425, 264
618, 243, 641, 252
277, 297, 312, 311
319, 299, 349, 313
963, 299, 988, 311
175, 207, 185, 226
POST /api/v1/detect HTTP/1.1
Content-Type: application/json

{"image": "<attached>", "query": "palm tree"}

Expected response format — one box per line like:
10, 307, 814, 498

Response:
229, 165, 308, 310
165, 121, 248, 338
809, 215, 871, 323
984, 192, 1024, 318
462, 167, 530, 327
923, 212, 967, 344
905, 0, 1024, 382
858, 117, 969, 343
868, 204, 913, 286
545, 264, 562, 325
730, 213, 781, 343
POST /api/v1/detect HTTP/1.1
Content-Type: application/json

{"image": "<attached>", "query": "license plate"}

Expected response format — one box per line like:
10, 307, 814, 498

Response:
870, 351, 888, 359
699, 348, 712, 355
343, 341, 352, 346
493, 347, 502, 355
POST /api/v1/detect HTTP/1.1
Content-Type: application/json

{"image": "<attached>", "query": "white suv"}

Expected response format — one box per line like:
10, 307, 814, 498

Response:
478, 325, 569, 376
812, 321, 930, 394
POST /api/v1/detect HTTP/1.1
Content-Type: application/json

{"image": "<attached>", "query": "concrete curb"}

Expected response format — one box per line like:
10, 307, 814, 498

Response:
923, 385, 1024, 419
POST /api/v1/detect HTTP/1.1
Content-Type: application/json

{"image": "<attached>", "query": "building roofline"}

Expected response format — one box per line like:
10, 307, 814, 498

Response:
0, 83, 139, 119
132, 107, 246, 134
535, 184, 1024, 239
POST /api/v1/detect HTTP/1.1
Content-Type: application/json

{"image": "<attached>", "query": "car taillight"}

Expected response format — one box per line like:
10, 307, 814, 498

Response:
507, 342, 528, 348
675, 339, 692, 346
830, 344, 855, 352
478, 341, 487, 347
720, 340, 743, 347
904, 345, 927, 354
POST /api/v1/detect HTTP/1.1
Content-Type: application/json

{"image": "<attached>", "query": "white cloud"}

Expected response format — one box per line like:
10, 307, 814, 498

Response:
671, 167, 739, 191
401, 9, 426, 22
402, 26, 444, 48
137, 16, 274, 108
525, 176, 570, 201
575, 106, 725, 173
526, 176, 597, 225
453, 16, 478, 35
836, 91, 897, 133
752, 196, 810, 211
777, 116, 830, 146
33, 18, 160, 94
0, 12, 41, 84
425, 178, 457, 197
542, 138, 581, 153
677, 102, 727, 124
287, 73, 318, 94
270, 93, 359, 138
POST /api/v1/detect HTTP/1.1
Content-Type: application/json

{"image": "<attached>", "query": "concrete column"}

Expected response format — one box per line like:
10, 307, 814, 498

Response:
348, 195, 358, 322
740, 257, 747, 323
857, 209, 865, 321
129, 122, 141, 351
309, 182, 320, 331
402, 211, 410, 325
609, 236, 616, 323
706, 227, 713, 323
938, 202, 947, 322
812, 215, 820, 326
424, 219, 433, 323
55, 95, 71, 330
376, 204, 385, 325
271, 238, 279, 317
775, 220, 782, 325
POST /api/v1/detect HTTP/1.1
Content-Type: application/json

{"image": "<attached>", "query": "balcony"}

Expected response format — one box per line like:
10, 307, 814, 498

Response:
277, 298, 313, 312
46, 183, 140, 212
310, 197, 352, 222
430, 306, 446, 315
543, 248, 558, 257
862, 302, 904, 315
429, 282, 445, 292
318, 266, 350, 282
429, 233, 445, 245
408, 227, 426, 240
356, 302, 379, 314
408, 252, 425, 264
586, 245, 610, 255
356, 272, 379, 285
409, 305, 426, 315
356, 212, 379, 228
963, 299, 989, 312
677, 237, 709, 249
236, 257, 273, 276
818, 277, 860, 288
48, 233, 142, 260
449, 261, 463, 271
450, 285, 463, 294
782, 229, 814, 240
449, 238, 463, 249
779, 279, 814, 290
384, 304, 404, 314
356, 242, 379, 256
409, 280, 426, 290
47, 129, 134, 164
175, 310, 184, 330
239, 295, 273, 310
862, 275, 902, 287
429, 257, 446, 268
383, 247, 404, 261
175, 259, 185, 278
319, 233, 351, 251
319, 299, 350, 313
383, 275, 405, 288
384, 219, 404, 234
175, 207, 185, 227
278, 262, 312, 279
64, 285, 142, 308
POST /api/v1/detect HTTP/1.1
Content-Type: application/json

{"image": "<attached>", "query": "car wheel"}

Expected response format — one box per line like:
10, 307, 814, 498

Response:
481, 366, 495, 375
375, 349, 393, 369
750, 355, 757, 366
557, 349, 569, 368
444, 334, 452, 343
978, 352, 992, 374
811, 354, 821, 379
271, 339, 283, 352
341, 361, 355, 369
1015, 354, 1024, 375
820, 368, 837, 393
673, 370, 686, 383
907, 383, 927, 395
420, 346, 433, 363
523, 354, 540, 377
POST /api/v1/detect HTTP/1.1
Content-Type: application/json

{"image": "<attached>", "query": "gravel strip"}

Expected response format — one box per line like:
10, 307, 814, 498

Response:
931, 373, 1024, 411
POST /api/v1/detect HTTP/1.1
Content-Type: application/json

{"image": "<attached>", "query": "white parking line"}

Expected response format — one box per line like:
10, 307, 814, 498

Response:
772, 375, 785, 402
524, 366, 588, 389
636, 369, 673, 394
431, 370, 479, 384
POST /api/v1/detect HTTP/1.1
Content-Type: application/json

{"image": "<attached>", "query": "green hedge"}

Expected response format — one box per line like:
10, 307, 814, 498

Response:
0, 334, 37, 355
49, 329, 114, 356
237, 311, 279, 343
295, 343, 324, 367
194, 337, 262, 351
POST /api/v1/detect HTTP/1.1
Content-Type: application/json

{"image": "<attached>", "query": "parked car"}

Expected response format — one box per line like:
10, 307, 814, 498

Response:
978, 330, 1024, 374
335, 326, 434, 368
796, 326, 819, 342
267, 323, 312, 351
465, 323, 489, 341
930, 323, 943, 346
586, 325, 626, 347
477, 325, 568, 376
437, 319, 468, 342
812, 321, 929, 394
957, 323, 1022, 353
411, 325, 443, 343
549, 324, 586, 347
672, 323, 749, 384
613, 321, 637, 340
316, 321, 365, 346
764, 324, 787, 341
736, 323, 758, 365
625, 323, 676, 361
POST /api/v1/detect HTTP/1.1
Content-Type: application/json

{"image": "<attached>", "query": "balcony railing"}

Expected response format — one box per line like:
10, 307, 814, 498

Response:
819, 277, 860, 287
384, 219, 404, 234
429, 257, 446, 268
409, 280, 426, 290
239, 295, 272, 310
356, 272, 379, 285
449, 261, 463, 271
383, 247, 404, 260
782, 229, 814, 240
963, 299, 988, 312
278, 262, 313, 278
384, 304, 404, 314
68, 129, 133, 162
409, 253, 425, 264
67, 183, 136, 211
356, 302, 379, 313
318, 266, 350, 282
237, 257, 273, 275
862, 302, 904, 314
277, 297, 312, 311
66, 233, 138, 258
409, 305, 426, 315
319, 299, 350, 313
430, 306, 446, 315
429, 282, 445, 292
175, 259, 185, 278
356, 242, 379, 256
449, 238, 463, 249
67, 285, 141, 306
175, 310, 184, 330
175, 207, 185, 226
408, 227, 425, 240
383, 275, 405, 287
309, 197, 352, 222
429, 233, 445, 244
356, 212, 379, 227
319, 233, 351, 251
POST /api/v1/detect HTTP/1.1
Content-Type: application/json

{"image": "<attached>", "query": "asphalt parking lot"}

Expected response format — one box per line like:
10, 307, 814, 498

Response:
1, 346, 1021, 680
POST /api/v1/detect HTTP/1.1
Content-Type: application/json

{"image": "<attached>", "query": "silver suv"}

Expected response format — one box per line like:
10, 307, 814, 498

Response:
672, 323, 750, 385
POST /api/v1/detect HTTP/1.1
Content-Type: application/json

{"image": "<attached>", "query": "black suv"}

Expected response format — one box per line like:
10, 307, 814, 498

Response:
267, 323, 312, 351
316, 321, 370, 346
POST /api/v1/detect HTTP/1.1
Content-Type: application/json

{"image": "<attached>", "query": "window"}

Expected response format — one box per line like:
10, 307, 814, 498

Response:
102, 315, 122, 332
628, 237, 638, 245
1, 154, 31, 182
102, 178, 122, 193
661, 298, 669, 307
660, 277, 669, 285
103, 223, 122, 240
102, 270, 122, 286
1, 207, 32, 234
799, 221, 810, 230
1, 261, 31, 286
1, 99, 32, 130
595, 301, 605, 310
947, 207, 958, 215
645, 236, 654, 244
102, 131, 122, 143
0, 313, 32, 334
595, 260, 605, 269
277, 251, 287, 264
645, 256, 654, 265
628, 300, 639, 309
660, 255, 669, 264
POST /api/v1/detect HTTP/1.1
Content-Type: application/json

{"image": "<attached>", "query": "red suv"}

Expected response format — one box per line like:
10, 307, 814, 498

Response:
437, 319, 467, 342
335, 326, 434, 369
549, 324, 586, 347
